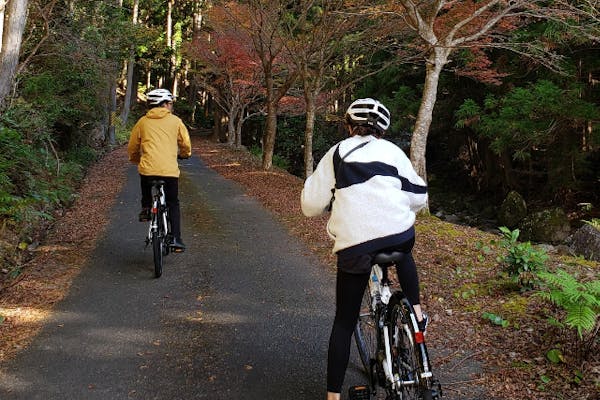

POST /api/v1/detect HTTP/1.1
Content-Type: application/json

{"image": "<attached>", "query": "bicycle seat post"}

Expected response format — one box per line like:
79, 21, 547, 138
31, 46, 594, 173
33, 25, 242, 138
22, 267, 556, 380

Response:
371, 263, 392, 306
379, 264, 390, 285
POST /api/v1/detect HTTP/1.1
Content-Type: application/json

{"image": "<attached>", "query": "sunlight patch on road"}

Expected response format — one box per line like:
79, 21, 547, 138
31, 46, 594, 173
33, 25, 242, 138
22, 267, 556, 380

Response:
0, 370, 32, 392
33, 244, 72, 252
213, 163, 241, 168
244, 171, 287, 177
0, 306, 49, 324
190, 310, 250, 324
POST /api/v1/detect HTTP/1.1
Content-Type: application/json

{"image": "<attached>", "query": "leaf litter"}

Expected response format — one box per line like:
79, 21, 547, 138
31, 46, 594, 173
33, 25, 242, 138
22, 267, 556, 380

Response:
0, 137, 597, 400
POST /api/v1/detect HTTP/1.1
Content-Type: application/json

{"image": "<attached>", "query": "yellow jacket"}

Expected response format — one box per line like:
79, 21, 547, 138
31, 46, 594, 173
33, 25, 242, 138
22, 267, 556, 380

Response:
128, 107, 192, 177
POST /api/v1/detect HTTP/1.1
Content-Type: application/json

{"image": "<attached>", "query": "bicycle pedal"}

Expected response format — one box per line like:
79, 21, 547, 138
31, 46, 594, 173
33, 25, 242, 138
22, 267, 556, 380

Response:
348, 385, 371, 400
432, 380, 443, 398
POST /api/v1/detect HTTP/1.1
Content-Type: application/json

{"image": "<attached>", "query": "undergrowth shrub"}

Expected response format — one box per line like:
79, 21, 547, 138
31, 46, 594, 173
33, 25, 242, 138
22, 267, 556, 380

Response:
498, 226, 548, 290
274, 115, 341, 177
0, 124, 88, 237
248, 145, 290, 171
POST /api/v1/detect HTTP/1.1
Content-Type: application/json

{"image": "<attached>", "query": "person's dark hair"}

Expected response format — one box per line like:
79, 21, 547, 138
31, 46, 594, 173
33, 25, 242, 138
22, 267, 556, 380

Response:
147, 100, 170, 109
345, 114, 383, 137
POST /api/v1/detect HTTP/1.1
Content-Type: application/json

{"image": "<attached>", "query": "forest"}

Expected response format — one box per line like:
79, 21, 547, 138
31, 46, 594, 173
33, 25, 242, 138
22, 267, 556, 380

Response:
0, 1, 599, 397
0, 0, 599, 261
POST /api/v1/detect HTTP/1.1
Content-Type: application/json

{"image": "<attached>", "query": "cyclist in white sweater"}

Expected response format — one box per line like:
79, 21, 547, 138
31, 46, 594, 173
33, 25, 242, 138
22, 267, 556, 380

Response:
301, 98, 428, 400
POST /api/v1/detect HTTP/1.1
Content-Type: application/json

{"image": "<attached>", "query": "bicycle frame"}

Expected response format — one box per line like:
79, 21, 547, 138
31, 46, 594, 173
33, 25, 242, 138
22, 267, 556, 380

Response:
148, 183, 168, 242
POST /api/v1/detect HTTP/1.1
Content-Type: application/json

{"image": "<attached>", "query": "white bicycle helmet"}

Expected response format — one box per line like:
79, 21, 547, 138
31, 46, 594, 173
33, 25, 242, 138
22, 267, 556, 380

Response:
346, 98, 391, 132
146, 88, 174, 106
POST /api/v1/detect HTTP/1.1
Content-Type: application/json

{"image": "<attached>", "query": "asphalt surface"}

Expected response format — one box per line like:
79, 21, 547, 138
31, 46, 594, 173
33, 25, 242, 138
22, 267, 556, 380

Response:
0, 156, 371, 399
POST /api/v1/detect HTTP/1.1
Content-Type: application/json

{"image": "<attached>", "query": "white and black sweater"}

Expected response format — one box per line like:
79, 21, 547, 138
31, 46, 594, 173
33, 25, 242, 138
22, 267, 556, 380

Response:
301, 135, 428, 256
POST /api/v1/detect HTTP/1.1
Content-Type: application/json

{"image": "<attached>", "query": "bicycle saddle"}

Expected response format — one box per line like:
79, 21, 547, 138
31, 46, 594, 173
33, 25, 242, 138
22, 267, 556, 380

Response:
150, 179, 166, 186
372, 251, 405, 265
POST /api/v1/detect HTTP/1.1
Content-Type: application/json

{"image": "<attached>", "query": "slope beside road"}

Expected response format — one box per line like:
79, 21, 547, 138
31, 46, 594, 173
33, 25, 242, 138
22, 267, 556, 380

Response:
0, 138, 492, 399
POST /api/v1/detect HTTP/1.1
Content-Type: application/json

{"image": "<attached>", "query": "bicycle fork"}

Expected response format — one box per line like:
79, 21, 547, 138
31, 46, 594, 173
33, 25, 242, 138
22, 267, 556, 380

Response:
382, 324, 395, 385
392, 313, 435, 392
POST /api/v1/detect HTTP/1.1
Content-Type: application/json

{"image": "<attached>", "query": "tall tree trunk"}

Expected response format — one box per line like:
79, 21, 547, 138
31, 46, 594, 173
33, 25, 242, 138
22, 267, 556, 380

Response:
0, 0, 29, 109
261, 68, 297, 170
235, 108, 244, 148
107, 80, 118, 145
120, 57, 135, 121
129, 63, 138, 107
304, 90, 316, 178
193, 6, 203, 43
146, 64, 151, 89
189, 80, 198, 123
261, 70, 276, 170
262, 99, 277, 170
166, 0, 175, 86
120, 0, 138, 123
226, 104, 238, 145
0, 0, 6, 50
211, 105, 227, 143
409, 49, 448, 183
189, 5, 204, 124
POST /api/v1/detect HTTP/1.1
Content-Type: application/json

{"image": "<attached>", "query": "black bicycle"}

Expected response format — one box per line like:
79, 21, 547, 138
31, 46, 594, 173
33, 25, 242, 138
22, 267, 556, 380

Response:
352, 251, 442, 400
145, 180, 171, 278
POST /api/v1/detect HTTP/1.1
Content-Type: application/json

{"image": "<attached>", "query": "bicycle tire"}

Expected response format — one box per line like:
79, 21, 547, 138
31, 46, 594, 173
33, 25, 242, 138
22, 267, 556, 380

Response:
152, 230, 163, 278
389, 295, 425, 400
354, 288, 377, 378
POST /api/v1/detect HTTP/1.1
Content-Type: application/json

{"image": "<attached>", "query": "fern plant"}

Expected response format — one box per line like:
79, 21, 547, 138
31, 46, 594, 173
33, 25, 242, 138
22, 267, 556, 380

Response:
536, 269, 600, 339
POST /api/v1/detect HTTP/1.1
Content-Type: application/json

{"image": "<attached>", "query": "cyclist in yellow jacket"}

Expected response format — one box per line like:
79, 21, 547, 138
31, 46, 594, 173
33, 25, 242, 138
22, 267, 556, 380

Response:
128, 88, 192, 251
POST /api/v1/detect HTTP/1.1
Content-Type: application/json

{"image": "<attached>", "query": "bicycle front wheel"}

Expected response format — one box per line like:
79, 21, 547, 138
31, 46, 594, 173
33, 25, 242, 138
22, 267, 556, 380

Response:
152, 230, 163, 278
354, 288, 377, 378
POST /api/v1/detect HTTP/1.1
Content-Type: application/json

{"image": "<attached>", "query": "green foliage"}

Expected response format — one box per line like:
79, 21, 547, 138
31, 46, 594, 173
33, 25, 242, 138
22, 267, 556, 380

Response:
274, 115, 306, 175
0, 0, 130, 246
251, 143, 292, 172
546, 348, 565, 364
482, 311, 510, 328
536, 269, 600, 339
66, 146, 98, 168
0, 122, 90, 237
582, 218, 600, 230
455, 283, 477, 300
454, 99, 480, 129
355, 64, 421, 142
272, 115, 340, 176
456, 80, 599, 161
498, 227, 548, 290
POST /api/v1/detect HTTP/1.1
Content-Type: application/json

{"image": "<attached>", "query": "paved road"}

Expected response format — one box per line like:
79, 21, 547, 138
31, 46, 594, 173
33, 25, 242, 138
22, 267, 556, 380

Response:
0, 156, 371, 399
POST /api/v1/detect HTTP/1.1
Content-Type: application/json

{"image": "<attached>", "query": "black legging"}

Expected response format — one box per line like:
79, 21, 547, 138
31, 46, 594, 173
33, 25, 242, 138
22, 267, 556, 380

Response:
140, 175, 182, 239
326, 250, 420, 393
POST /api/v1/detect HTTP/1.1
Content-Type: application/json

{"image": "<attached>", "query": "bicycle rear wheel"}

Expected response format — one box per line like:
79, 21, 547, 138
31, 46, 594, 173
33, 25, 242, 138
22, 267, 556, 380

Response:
152, 230, 163, 278
389, 295, 427, 400
354, 288, 377, 378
